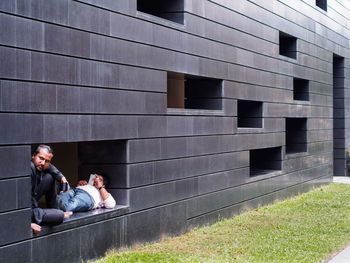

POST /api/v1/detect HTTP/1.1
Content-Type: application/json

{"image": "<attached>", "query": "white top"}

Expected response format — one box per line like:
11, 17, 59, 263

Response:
77, 184, 116, 209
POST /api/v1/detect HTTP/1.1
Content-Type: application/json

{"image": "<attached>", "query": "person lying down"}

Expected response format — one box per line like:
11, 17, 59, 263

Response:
57, 174, 116, 212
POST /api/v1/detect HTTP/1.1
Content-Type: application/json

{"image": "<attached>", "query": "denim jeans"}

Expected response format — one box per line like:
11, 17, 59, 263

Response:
57, 188, 94, 212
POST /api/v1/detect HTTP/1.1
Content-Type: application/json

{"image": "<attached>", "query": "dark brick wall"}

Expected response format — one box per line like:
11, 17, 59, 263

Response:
0, 0, 348, 262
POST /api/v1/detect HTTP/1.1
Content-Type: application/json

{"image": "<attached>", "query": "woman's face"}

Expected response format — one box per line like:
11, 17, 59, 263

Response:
93, 175, 103, 186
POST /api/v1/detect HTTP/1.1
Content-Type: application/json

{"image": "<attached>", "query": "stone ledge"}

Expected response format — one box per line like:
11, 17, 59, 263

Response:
33, 205, 129, 237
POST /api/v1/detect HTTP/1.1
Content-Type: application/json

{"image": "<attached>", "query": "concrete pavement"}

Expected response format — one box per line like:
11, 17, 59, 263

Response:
326, 176, 350, 263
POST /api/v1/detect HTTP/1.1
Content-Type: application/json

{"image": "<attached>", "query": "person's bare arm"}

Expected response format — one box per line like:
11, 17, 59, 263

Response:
94, 178, 110, 200
98, 187, 110, 201
93, 175, 116, 208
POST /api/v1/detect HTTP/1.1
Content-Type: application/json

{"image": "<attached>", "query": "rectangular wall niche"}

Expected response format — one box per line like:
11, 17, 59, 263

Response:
316, 0, 327, 11
279, 31, 297, 59
78, 140, 128, 205
285, 118, 307, 154
250, 147, 282, 177
137, 0, 184, 24
32, 140, 129, 207
293, 78, 309, 101
167, 72, 223, 110
237, 100, 263, 128
32, 143, 79, 186
333, 54, 346, 176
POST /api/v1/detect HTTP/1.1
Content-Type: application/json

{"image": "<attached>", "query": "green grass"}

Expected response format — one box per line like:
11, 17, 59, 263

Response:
94, 183, 350, 263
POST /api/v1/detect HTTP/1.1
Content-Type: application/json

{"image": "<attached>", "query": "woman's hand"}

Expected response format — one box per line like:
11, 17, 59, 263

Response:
93, 175, 104, 189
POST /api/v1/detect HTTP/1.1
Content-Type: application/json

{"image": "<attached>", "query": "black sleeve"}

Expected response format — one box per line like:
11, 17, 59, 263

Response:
46, 164, 64, 182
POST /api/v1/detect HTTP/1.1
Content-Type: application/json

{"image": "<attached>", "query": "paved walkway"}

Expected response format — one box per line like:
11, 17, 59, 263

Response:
326, 176, 350, 263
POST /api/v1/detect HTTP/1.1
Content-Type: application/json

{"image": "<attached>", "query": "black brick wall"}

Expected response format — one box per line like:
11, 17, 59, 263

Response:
0, 0, 348, 262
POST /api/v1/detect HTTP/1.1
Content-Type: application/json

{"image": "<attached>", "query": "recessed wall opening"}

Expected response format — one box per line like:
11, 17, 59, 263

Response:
293, 78, 309, 101
31, 140, 128, 206
250, 147, 282, 177
333, 54, 346, 176
167, 72, 223, 110
316, 0, 327, 11
286, 118, 307, 154
279, 32, 297, 59
237, 100, 263, 128
31, 143, 79, 186
137, 0, 184, 24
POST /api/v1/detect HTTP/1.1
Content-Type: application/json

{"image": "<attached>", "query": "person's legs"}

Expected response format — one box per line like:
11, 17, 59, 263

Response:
57, 189, 75, 210
37, 173, 58, 208
58, 189, 94, 212
32, 207, 66, 225
40, 208, 65, 225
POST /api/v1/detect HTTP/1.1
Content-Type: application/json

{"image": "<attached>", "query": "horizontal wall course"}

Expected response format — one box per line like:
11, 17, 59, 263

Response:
187, 174, 330, 229
126, 133, 285, 164
31, 226, 81, 263
79, 218, 125, 261
166, 116, 234, 137
0, 209, 32, 246
225, 81, 291, 102
17, 177, 31, 209
67, 115, 92, 142
126, 202, 188, 245
284, 152, 332, 173
0, 241, 31, 263
0, 13, 44, 50
197, 168, 249, 194
44, 23, 91, 58
187, 164, 331, 219
0, 178, 30, 213
16, 0, 69, 24
128, 179, 196, 211
152, 152, 249, 183
120, 157, 248, 188
69, 0, 111, 35
234, 133, 285, 151
308, 129, 333, 142
137, 116, 167, 138
0, 81, 56, 112
187, 184, 245, 219
74, 0, 136, 15
0, 179, 17, 212
127, 163, 275, 211
126, 206, 161, 245
0, 146, 30, 179
90, 115, 139, 140
308, 141, 333, 154
0, 114, 44, 144
0, 0, 16, 12
0, 47, 166, 92
0, 13, 330, 87
265, 103, 332, 118
0, 114, 201, 145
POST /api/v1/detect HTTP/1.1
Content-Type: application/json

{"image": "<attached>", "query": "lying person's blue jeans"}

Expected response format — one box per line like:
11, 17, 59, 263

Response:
58, 188, 94, 212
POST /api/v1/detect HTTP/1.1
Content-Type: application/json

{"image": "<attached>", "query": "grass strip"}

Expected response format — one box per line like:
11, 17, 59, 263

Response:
94, 183, 350, 263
